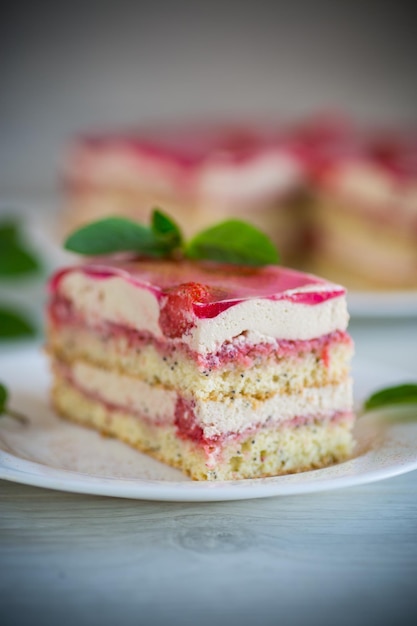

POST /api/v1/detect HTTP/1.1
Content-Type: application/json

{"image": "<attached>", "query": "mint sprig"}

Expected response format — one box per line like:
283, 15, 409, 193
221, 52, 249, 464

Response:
364, 384, 417, 411
0, 382, 28, 425
64, 209, 279, 266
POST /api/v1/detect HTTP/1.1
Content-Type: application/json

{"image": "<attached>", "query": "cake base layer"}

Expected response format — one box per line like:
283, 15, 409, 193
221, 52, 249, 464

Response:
48, 323, 353, 401
52, 377, 354, 481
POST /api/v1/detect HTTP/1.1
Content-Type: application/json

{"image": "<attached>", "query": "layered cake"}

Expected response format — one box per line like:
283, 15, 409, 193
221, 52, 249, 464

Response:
63, 124, 307, 265
47, 258, 354, 480
310, 131, 417, 289
62, 117, 417, 290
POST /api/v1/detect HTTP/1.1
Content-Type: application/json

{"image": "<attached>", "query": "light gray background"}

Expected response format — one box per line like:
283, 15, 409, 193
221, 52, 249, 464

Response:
1, 0, 416, 196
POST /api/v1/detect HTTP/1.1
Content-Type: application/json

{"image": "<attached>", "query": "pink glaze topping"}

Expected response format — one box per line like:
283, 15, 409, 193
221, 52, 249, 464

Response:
49, 291, 351, 370
303, 128, 417, 184
76, 123, 294, 170
70, 116, 417, 187
50, 258, 345, 322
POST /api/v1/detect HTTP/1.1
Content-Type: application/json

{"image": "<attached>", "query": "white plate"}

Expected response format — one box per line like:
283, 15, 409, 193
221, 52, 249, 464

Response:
0, 346, 416, 501
348, 290, 417, 318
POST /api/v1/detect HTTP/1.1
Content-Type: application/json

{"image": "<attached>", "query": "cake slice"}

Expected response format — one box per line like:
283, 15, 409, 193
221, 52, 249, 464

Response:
47, 257, 354, 480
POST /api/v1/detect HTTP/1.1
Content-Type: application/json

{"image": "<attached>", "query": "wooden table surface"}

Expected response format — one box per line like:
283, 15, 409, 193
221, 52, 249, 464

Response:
1, 317, 417, 626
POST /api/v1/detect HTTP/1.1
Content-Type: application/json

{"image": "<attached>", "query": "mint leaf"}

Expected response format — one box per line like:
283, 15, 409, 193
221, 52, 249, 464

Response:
0, 244, 40, 277
185, 219, 280, 266
0, 381, 28, 424
0, 219, 40, 277
364, 384, 417, 411
0, 307, 36, 339
64, 217, 168, 257
151, 209, 182, 248
63, 211, 280, 266
0, 221, 19, 245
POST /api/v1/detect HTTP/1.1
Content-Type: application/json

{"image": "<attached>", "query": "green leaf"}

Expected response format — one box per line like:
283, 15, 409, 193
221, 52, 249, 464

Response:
151, 208, 183, 248
0, 307, 36, 339
64, 217, 168, 257
0, 219, 40, 277
364, 384, 417, 411
0, 221, 19, 245
0, 381, 29, 424
0, 382, 8, 413
63, 211, 281, 266
0, 244, 40, 277
185, 219, 280, 266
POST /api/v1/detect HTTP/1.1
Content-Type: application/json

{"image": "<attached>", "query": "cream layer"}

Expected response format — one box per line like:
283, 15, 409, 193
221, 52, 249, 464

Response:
196, 150, 303, 207
323, 163, 417, 216
62, 359, 353, 440
66, 142, 303, 207
58, 272, 348, 354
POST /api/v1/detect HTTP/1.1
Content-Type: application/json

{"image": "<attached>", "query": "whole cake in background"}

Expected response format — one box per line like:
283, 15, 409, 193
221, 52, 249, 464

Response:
62, 115, 417, 290
63, 123, 307, 267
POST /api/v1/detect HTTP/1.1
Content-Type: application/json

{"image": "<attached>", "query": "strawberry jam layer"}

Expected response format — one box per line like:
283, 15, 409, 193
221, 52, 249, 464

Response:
200, 330, 352, 370
48, 294, 351, 370
174, 397, 354, 447
57, 360, 353, 448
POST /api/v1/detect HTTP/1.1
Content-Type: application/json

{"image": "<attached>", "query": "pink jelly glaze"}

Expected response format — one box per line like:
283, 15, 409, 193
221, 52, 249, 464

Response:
49, 258, 345, 324
69, 117, 352, 194
66, 125, 306, 197
74, 114, 357, 171
310, 131, 417, 185
279, 113, 417, 184
68, 117, 417, 194
76, 123, 297, 170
